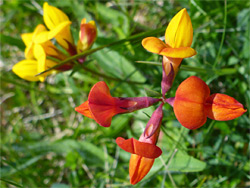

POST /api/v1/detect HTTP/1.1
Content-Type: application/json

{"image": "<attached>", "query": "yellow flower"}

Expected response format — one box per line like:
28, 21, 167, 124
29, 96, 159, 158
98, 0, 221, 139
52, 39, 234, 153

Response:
142, 8, 196, 58
12, 60, 41, 81
77, 18, 97, 53
12, 44, 57, 82
21, 24, 47, 59
142, 8, 197, 77
40, 2, 75, 51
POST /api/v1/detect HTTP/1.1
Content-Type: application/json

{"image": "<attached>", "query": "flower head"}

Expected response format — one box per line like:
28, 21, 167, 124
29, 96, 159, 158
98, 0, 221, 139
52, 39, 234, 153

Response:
142, 8, 196, 59
173, 76, 247, 129
13, 29, 70, 82
116, 103, 164, 184
75, 81, 160, 127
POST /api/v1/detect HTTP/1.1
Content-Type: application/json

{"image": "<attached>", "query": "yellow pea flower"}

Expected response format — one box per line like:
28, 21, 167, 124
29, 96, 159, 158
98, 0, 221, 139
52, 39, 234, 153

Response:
42, 2, 75, 51
13, 44, 58, 82
142, 8, 197, 76
142, 8, 196, 58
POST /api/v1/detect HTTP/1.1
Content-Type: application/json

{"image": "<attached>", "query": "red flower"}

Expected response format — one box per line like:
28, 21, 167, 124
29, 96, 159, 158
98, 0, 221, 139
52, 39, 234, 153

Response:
75, 81, 160, 127
173, 76, 247, 129
116, 103, 163, 184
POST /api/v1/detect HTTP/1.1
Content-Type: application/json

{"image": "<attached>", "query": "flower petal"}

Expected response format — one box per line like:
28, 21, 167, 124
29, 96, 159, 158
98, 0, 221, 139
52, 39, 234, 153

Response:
205, 93, 247, 121
22, 24, 47, 59
43, 2, 69, 30
173, 76, 210, 129
129, 154, 154, 185
141, 37, 169, 54
21, 33, 33, 47
35, 21, 73, 50
12, 60, 40, 81
159, 47, 197, 58
174, 100, 207, 129
116, 137, 162, 159
75, 101, 94, 119
33, 44, 57, 81
88, 81, 127, 127
165, 8, 193, 48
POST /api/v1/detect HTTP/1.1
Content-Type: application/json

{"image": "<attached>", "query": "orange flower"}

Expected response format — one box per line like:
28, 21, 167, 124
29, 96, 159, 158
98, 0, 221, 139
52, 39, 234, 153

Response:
75, 81, 160, 127
129, 154, 155, 185
116, 103, 163, 184
173, 76, 247, 129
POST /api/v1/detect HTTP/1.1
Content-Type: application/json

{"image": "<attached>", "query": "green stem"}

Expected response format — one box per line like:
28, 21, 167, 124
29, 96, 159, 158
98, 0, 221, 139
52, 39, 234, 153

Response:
37, 28, 165, 76
213, 0, 227, 68
81, 66, 144, 85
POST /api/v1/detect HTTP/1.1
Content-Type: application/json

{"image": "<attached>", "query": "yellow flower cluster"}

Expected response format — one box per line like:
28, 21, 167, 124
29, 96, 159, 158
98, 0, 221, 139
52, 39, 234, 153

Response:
13, 2, 97, 82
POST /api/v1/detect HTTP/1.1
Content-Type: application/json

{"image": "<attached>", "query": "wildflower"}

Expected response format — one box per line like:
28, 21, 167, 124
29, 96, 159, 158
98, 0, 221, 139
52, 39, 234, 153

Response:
142, 8, 196, 76
173, 76, 247, 129
116, 103, 164, 184
75, 81, 161, 127
41, 2, 75, 53
13, 2, 98, 82
77, 18, 97, 53
12, 43, 59, 82
13, 23, 72, 82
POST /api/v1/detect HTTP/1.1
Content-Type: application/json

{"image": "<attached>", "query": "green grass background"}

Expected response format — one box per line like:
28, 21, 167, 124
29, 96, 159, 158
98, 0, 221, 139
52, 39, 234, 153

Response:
1, 0, 249, 187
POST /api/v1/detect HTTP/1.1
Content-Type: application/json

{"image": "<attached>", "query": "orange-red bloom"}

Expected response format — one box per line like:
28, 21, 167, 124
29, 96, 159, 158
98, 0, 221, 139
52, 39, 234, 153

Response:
173, 76, 247, 129
116, 103, 163, 184
75, 81, 160, 127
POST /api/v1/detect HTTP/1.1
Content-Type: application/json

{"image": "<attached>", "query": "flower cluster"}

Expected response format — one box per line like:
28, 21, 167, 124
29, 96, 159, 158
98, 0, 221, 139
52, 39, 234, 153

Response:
12, 2, 97, 82
75, 8, 246, 184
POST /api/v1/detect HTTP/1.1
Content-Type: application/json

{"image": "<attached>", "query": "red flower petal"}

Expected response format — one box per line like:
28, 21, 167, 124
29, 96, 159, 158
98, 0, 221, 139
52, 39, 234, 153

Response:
75, 101, 93, 119
116, 137, 162, 159
129, 154, 154, 185
205, 93, 247, 121
173, 76, 210, 129
88, 81, 127, 127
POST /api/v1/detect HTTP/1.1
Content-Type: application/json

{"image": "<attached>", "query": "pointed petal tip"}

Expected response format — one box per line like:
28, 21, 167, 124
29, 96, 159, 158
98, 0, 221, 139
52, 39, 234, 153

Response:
206, 93, 247, 121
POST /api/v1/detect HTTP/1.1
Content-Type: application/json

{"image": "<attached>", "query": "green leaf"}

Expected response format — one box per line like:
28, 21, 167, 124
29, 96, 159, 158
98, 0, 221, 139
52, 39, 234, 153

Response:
51, 183, 70, 188
99, 115, 130, 137
168, 151, 207, 172
146, 150, 206, 180
92, 48, 145, 82
0, 34, 25, 50
0, 155, 43, 178
0, 178, 23, 188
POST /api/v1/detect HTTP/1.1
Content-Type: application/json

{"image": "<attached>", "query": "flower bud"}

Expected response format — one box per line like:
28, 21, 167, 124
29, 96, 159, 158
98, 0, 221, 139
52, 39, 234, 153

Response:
77, 18, 97, 53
